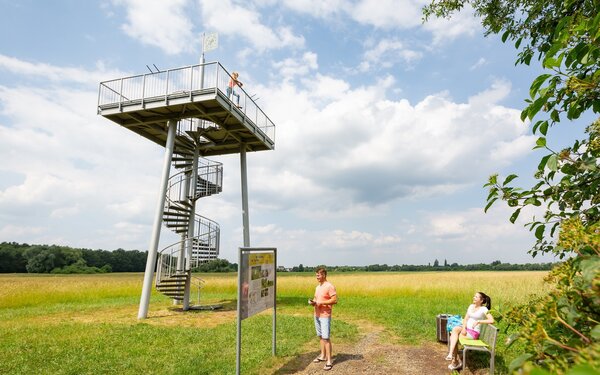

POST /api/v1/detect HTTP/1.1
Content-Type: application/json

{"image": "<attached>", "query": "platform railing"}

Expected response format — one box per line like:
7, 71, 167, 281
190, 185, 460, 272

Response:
98, 62, 275, 143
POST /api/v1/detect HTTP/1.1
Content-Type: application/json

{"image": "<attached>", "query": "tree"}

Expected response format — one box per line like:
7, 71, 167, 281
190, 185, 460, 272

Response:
192, 258, 237, 272
23, 245, 83, 273
433, 259, 439, 267
0, 242, 27, 272
423, 1, 600, 373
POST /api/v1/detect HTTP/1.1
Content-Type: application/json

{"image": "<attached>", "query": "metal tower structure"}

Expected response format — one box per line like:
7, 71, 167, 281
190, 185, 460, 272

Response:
97, 62, 275, 319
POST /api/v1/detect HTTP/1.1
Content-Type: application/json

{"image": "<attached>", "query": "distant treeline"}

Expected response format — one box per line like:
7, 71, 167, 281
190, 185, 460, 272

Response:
0, 242, 147, 274
286, 259, 556, 272
0, 242, 556, 274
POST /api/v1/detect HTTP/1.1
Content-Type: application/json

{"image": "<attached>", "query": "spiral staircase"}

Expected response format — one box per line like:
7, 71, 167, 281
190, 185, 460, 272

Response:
154, 119, 223, 303
97, 61, 276, 318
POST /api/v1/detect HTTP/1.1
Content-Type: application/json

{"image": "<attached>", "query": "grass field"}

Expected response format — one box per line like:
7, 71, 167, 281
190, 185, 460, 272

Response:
0, 271, 551, 374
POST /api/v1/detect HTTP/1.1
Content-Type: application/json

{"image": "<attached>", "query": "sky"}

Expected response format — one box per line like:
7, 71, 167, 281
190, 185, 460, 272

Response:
0, 0, 587, 267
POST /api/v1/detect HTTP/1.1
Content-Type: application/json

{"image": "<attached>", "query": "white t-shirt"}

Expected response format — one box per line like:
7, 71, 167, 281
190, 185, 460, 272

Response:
465, 304, 489, 333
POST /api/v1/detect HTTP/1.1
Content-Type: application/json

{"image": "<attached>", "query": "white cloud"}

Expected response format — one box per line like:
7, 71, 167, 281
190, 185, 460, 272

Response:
361, 38, 423, 71
0, 83, 163, 248
0, 224, 44, 239
254, 76, 532, 210
0, 54, 125, 86
349, 0, 425, 29
280, 0, 348, 18
322, 229, 402, 248
470, 57, 488, 70
112, 0, 196, 55
422, 5, 481, 44
199, 0, 304, 52
272, 52, 318, 80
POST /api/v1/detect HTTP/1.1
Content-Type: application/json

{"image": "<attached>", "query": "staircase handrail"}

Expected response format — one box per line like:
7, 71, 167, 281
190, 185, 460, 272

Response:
97, 62, 276, 143
165, 160, 223, 205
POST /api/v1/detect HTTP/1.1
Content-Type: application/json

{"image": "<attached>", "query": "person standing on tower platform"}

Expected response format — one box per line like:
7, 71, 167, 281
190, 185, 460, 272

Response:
227, 71, 243, 108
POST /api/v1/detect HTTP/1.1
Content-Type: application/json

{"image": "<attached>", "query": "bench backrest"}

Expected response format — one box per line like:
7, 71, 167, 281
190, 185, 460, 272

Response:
480, 324, 499, 349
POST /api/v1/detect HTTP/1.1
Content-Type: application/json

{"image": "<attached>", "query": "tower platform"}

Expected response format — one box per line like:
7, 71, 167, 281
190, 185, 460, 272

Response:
97, 62, 275, 156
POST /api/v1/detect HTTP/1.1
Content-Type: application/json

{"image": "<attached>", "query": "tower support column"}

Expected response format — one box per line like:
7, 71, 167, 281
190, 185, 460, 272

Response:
240, 145, 250, 247
183, 145, 200, 310
138, 119, 177, 319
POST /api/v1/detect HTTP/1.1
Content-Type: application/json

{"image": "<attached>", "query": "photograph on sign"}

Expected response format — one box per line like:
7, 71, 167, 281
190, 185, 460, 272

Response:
240, 251, 274, 320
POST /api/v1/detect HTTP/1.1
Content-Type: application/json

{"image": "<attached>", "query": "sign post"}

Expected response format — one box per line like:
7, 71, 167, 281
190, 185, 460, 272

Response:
236, 247, 277, 374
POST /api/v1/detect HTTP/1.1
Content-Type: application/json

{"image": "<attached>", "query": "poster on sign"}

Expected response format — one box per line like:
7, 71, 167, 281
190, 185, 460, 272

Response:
239, 250, 275, 320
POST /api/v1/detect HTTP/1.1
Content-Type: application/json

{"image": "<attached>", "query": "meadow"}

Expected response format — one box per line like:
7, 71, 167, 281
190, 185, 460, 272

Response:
0, 271, 551, 374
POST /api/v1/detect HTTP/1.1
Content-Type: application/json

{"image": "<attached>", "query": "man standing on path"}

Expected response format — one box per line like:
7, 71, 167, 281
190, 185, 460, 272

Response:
309, 267, 337, 371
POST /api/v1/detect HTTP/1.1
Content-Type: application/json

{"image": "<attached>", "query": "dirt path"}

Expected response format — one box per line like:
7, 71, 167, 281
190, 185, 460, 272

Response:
272, 320, 486, 375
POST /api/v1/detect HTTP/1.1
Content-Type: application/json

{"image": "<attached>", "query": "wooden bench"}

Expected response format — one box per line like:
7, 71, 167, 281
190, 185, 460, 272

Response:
458, 324, 498, 374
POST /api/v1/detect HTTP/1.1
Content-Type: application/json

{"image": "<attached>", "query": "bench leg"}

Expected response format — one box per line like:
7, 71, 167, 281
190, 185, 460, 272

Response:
490, 353, 494, 375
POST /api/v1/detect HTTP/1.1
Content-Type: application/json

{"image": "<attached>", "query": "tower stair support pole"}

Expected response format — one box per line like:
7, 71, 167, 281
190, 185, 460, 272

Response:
240, 144, 250, 247
183, 144, 200, 310
138, 119, 177, 319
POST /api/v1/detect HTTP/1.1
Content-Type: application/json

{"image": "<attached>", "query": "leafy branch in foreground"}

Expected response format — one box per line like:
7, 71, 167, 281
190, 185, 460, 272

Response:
423, 0, 599, 373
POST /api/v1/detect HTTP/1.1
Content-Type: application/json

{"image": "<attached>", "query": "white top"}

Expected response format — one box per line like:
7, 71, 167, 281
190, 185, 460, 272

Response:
465, 304, 489, 332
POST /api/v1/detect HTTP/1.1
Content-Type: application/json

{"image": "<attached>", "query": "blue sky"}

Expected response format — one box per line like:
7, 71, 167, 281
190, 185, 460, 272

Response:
0, 0, 584, 267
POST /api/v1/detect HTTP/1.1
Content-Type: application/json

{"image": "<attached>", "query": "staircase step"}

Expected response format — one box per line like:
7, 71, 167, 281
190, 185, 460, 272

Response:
159, 292, 185, 298
163, 217, 190, 223
163, 211, 190, 218
165, 204, 192, 212
157, 287, 186, 292
174, 163, 192, 168
169, 201, 193, 208
157, 280, 185, 284
163, 223, 189, 229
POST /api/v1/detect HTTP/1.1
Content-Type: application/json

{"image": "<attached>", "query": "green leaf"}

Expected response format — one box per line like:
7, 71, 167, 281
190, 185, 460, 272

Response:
539, 121, 549, 136
566, 364, 600, 375
590, 324, 600, 340
534, 224, 545, 240
484, 197, 498, 213
538, 154, 551, 170
508, 353, 533, 373
509, 208, 521, 224
529, 74, 552, 98
515, 37, 523, 49
534, 137, 547, 149
528, 97, 548, 120
530, 369, 553, 375
501, 30, 510, 43
547, 154, 558, 171
521, 107, 529, 121
580, 258, 600, 284
503, 174, 518, 186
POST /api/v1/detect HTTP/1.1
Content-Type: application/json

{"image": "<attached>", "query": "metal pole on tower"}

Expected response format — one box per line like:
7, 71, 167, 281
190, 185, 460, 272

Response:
200, 32, 205, 90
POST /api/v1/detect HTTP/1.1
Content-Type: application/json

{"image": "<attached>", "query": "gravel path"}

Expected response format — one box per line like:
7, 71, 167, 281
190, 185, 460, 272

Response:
272, 322, 456, 375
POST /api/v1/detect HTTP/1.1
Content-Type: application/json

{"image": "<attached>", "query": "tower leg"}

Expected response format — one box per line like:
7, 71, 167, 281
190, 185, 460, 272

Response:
174, 170, 191, 306
240, 145, 250, 247
183, 146, 200, 310
138, 120, 177, 319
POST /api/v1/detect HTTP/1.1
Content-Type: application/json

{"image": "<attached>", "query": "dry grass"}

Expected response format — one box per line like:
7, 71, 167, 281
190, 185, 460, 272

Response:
0, 271, 551, 374
277, 271, 551, 305
0, 273, 143, 309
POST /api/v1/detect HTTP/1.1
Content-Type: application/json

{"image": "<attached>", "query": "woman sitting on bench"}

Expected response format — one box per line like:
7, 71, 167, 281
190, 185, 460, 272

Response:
446, 292, 494, 371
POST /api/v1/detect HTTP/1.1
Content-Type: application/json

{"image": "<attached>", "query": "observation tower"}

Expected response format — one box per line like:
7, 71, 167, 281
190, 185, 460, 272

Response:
97, 62, 275, 319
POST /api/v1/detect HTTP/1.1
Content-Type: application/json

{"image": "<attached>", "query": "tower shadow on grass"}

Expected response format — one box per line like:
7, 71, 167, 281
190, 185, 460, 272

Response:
165, 299, 238, 313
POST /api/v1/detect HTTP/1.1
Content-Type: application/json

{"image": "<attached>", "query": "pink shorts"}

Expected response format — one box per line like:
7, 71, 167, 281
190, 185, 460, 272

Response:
466, 328, 480, 339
